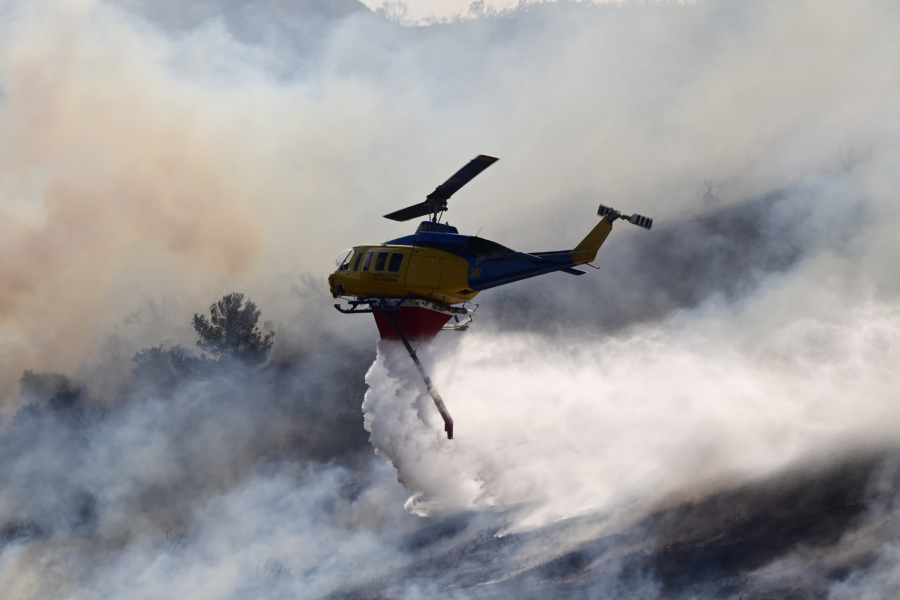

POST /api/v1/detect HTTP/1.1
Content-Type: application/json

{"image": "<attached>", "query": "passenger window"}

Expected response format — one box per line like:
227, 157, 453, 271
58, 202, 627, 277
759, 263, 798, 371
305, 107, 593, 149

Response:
353, 252, 363, 272
388, 253, 404, 273
373, 251, 388, 271
362, 251, 374, 271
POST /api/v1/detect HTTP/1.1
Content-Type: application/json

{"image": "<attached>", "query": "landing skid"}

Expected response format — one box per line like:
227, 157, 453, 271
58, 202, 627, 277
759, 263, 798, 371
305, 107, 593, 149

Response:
333, 297, 414, 314
384, 312, 455, 440
442, 312, 473, 331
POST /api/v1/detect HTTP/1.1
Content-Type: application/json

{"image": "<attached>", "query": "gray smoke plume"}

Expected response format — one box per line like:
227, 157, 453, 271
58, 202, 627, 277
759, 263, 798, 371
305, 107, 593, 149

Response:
1, 0, 900, 598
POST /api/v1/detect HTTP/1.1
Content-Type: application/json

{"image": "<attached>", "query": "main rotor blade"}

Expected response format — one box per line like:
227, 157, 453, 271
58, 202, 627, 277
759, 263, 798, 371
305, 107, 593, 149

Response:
383, 201, 433, 222
382, 155, 499, 222
426, 155, 498, 203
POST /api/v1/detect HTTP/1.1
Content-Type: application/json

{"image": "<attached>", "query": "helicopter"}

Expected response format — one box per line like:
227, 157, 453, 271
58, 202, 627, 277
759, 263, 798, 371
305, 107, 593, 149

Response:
329, 155, 652, 439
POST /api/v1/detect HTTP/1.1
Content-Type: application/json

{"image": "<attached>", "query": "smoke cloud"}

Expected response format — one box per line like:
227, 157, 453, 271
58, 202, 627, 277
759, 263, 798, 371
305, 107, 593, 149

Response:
1, 0, 900, 598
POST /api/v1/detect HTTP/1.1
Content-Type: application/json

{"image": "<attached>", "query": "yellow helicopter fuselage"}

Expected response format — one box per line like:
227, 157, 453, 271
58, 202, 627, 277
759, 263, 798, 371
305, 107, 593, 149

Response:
328, 217, 619, 305
329, 243, 477, 305
327, 150, 654, 442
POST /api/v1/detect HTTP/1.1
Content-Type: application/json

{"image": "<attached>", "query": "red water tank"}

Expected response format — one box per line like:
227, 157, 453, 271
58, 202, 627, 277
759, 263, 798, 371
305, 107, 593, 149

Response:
372, 306, 452, 343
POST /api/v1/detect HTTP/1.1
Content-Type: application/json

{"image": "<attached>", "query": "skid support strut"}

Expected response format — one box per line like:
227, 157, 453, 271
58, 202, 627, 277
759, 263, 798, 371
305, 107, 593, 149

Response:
385, 312, 454, 439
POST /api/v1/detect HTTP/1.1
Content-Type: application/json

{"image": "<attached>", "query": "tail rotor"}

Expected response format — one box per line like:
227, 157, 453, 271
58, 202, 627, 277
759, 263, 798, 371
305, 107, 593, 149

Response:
598, 205, 653, 230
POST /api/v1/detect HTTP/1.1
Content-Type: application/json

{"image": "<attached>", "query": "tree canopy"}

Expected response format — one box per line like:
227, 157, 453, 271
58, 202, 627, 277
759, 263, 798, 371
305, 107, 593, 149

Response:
20, 370, 85, 411
132, 345, 201, 389
192, 293, 274, 364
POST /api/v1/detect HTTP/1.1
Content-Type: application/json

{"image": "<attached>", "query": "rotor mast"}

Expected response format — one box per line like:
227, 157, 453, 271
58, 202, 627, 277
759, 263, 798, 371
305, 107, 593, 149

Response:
425, 197, 448, 223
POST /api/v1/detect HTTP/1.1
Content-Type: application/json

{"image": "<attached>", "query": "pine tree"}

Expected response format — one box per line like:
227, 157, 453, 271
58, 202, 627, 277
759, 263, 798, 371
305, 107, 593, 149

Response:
192, 293, 274, 364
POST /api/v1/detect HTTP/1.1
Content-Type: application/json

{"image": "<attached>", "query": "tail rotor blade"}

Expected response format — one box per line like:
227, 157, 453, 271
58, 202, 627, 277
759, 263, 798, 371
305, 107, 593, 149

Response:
628, 214, 653, 229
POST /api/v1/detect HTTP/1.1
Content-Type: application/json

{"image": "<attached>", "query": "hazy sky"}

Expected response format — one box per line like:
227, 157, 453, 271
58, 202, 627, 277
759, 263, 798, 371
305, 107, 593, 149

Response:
361, 0, 524, 22
2, 0, 896, 398
2, 1, 900, 598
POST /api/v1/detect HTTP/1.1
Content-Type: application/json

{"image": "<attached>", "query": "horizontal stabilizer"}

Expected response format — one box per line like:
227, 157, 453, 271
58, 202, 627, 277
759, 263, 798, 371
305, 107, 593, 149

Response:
560, 267, 586, 276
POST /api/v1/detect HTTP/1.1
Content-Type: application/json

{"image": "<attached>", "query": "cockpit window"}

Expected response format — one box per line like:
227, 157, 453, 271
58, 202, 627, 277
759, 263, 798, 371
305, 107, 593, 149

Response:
362, 251, 374, 271
352, 252, 363, 271
335, 249, 353, 270
388, 252, 404, 273
373, 251, 388, 271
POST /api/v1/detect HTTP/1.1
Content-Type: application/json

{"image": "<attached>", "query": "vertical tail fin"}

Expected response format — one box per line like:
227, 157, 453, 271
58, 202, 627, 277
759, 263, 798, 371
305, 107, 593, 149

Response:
571, 216, 614, 264
571, 205, 653, 264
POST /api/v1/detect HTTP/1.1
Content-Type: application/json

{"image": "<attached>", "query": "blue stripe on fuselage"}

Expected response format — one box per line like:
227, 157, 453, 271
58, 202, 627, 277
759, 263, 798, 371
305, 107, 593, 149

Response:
413, 231, 479, 259
468, 251, 576, 291
387, 223, 577, 291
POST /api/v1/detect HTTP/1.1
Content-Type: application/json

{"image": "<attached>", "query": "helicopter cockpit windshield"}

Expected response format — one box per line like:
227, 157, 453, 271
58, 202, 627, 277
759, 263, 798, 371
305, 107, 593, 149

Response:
335, 249, 354, 271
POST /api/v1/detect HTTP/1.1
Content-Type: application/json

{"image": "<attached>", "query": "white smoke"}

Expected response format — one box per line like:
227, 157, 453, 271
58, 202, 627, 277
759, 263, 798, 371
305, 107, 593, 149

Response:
352, 0, 900, 532
1, 0, 900, 597
365, 284, 900, 527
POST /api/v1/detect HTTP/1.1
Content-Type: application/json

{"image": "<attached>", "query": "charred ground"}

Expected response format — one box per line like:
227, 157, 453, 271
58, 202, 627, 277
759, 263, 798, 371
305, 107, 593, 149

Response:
340, 449, 893, 599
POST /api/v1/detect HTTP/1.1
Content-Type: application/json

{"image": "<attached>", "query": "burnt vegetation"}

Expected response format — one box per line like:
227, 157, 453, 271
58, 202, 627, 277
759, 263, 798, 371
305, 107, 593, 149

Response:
123, 295, 373, 461
192, 292, 274, 364
323, 451, 892, 600
7, 292, 373, 557
4, 297, 896, 598
130, 292, 276, 387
